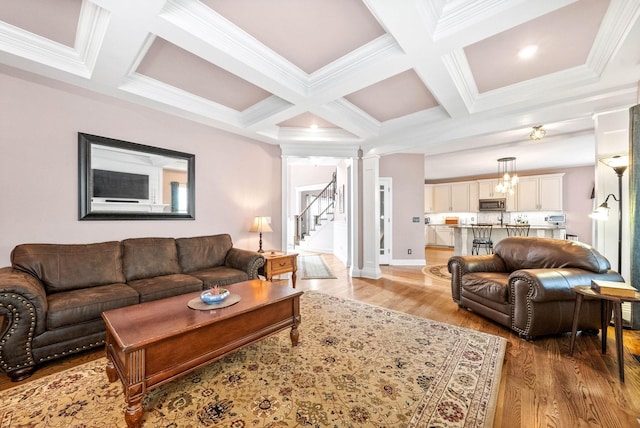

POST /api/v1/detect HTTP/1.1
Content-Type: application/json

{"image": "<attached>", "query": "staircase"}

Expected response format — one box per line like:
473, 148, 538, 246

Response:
294, 173, 336, 247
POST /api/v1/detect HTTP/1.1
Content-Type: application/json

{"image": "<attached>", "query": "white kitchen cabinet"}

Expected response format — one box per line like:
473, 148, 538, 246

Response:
478, 180, 498, 199
425, 225, 437, 245
432, 182, 470, 212
433, 184, 450, 212
435, 225, 454, 247
516, 174, 563, 211
469, 181, 479, 212
450, 182, 470, 212
424, 184, 434, 213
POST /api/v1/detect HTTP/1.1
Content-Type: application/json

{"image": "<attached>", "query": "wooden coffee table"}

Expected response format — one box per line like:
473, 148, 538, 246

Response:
102, 279, 303, 428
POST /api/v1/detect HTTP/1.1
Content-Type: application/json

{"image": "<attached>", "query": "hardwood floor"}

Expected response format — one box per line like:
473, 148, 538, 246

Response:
2, 247, 639, 427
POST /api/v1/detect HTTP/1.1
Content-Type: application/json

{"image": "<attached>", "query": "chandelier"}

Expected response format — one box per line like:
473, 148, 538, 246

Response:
495, 157, 518, 195
530, 125, 546, 140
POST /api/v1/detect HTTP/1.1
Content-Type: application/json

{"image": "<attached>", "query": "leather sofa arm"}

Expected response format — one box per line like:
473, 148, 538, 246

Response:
509, 268, 624, 303
0, 266, 48, 378
448, 255, 507, 303
225, 248, 265, 279
509, 268, 624, 338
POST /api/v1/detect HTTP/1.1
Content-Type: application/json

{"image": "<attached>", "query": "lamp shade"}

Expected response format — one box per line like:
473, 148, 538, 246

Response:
249, 216, 273, 233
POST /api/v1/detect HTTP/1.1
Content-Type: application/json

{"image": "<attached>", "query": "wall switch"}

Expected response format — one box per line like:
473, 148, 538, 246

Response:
408, 249, 412, 254
412, 217, 420, 222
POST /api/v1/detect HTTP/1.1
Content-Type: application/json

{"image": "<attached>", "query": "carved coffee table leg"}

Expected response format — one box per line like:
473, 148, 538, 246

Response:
290, 314, 301, 346
105, 358, 117, 383
125, 396, 144, 428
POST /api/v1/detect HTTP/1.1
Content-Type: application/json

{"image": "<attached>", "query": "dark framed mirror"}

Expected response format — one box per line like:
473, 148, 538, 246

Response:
78, 133, 195, 220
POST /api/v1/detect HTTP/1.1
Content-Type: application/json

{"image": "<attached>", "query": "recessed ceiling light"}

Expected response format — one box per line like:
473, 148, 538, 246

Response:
518, 45, 538, 60
310, 124, 318, 130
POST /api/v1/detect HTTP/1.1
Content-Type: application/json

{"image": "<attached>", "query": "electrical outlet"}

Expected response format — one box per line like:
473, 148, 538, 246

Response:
408, 249, 412, 254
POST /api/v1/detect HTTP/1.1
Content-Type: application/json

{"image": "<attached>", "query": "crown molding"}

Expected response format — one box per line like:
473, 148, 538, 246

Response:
119, 73, 241, 125
0, 23, 90, 77
75, 1, 111, 76
587, 0, 640, 75
277, 127, 361, 143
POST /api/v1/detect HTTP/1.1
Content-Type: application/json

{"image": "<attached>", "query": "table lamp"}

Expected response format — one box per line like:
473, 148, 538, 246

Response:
249, 216, 272, 253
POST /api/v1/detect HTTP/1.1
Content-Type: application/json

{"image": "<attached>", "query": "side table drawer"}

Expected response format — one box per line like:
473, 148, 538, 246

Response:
270, 257, 294, 275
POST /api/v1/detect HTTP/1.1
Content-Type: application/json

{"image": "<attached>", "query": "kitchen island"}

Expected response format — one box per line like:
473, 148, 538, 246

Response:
452, 224, 566, 256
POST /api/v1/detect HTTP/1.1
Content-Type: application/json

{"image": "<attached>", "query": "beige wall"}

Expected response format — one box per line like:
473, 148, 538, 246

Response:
0, 67, 282, 266
379, 153, 425, 261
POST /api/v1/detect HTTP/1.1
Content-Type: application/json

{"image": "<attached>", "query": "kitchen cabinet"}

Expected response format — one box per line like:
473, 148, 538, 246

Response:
477, 179, 515, 210
469, 181, 479, 212
450, 182, 470, 211
425, 225, 437, 245
424, 184, 434, 213
433, 184, 450, 212
432, 182, 471, 212
516, 174, 563, 211
435, 225, 454, 247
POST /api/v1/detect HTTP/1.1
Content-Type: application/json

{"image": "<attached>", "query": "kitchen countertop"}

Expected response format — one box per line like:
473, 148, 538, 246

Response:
459, 224, 565, 230
429, 224, 565, 229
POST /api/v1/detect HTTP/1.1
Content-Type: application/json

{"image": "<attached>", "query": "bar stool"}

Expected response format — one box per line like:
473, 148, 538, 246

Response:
506, 224, 530, 236
471, 224, 493, 255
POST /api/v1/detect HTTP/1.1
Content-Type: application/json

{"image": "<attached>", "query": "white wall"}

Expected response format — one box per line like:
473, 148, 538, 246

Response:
0, 68, 282, 266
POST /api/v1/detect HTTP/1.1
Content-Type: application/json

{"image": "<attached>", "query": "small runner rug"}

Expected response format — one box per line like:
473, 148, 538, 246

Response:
0, 291, 506, 427
299, 254, 336, 279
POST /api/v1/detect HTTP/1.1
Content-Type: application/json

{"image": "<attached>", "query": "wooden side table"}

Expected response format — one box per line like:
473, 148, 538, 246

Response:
261, 251, 297, 288
569, 285, 640, 382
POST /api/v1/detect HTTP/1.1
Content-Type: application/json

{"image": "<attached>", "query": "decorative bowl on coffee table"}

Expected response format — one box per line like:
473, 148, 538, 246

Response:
200, 288, 230, 304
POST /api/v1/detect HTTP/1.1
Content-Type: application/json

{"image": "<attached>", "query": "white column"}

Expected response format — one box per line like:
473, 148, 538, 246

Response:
361, 155, 381, 279
281, 154, 291, 251
349, 158, 361, 277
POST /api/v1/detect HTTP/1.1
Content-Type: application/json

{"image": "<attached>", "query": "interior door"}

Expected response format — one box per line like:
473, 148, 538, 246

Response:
379, 178, 392, 264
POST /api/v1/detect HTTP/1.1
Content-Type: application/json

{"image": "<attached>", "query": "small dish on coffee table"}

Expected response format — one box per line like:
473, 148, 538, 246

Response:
200, 288, 230, 304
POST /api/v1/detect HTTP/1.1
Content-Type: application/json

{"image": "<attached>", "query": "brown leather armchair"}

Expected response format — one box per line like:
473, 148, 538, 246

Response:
448, 237, 624, 339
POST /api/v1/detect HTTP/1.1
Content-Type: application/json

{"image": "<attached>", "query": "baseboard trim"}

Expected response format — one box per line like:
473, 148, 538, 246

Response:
391, 259, 426, 266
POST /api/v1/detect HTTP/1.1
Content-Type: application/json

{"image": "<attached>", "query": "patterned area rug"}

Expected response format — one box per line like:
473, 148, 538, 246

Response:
0, 291, 506, 427
422, 264, 452, 281
299, 255, 336, 279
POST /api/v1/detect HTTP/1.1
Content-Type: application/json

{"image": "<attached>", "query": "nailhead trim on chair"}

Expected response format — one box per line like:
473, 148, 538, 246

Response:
0, 293, 36, 372
509, 277, 535, 339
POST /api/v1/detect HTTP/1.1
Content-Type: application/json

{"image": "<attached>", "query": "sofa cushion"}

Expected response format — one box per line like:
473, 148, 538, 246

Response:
11, 242, 125, 293
46, 283, 139, 329
461, 272, 510, 304
494, 237, 611, 273
122, 238, 181, 281
189, 266, 249, 289
127, 273, 203, 303
176, 234, 233, 273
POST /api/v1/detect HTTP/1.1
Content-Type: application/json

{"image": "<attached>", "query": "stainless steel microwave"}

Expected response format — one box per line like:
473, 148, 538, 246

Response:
478, 198, 506, 211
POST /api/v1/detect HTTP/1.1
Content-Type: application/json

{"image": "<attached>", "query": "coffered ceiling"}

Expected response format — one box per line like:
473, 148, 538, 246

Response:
1, 0, 639, 179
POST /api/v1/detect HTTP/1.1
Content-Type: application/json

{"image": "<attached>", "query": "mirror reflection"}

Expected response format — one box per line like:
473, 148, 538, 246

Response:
79, 133, 195, 220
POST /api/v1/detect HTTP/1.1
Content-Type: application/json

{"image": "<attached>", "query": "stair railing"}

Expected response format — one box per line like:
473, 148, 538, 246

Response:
294, 173, 336, 245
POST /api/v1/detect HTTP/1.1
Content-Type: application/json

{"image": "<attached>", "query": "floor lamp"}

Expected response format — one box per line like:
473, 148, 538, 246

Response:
597, 155, 628, 273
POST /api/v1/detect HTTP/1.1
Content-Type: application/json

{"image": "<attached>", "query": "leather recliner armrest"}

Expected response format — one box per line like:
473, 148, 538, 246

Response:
509, 268, 624, 337
509, 268, 624, 304
448, 255, 507, 303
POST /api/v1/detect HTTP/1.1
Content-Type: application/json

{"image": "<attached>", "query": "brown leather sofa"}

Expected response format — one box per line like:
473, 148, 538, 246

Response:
448, 236, 624, 339
0, 234, 264, 381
